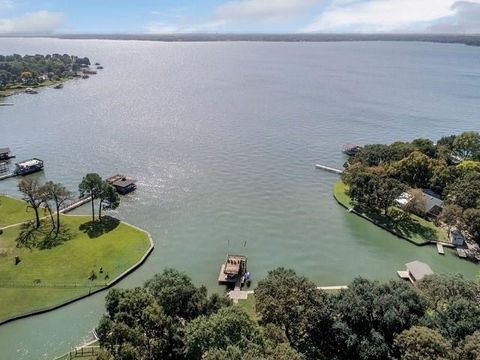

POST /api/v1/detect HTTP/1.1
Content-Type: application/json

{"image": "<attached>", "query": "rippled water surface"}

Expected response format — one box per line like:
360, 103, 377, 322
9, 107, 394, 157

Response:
0, 38, 479, 359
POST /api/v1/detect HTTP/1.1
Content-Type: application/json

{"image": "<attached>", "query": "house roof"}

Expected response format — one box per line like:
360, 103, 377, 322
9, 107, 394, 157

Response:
422, 189, 443, 213
406, 261, 433, 281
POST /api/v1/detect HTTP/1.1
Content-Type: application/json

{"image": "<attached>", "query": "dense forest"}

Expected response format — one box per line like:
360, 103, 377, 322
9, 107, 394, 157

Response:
342, 131, 480, 246
0, 53, 90, 90
93, 268, 480, 360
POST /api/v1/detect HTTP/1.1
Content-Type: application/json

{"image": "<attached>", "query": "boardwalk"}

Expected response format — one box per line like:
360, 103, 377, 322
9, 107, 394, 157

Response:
60, 196, 93, 214
317, 285, 348, 291
437, 243, 445, 255
315, 164, 343, 174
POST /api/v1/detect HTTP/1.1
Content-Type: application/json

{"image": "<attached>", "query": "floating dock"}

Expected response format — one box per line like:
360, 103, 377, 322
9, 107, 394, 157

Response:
315, 164, 343, 174
437, 243, 445, 255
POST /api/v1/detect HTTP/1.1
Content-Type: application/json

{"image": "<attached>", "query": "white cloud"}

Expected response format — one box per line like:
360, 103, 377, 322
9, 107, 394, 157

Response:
215, 0, 318, 22
429, 1, 480, 33
301, 0, 480, 32
0, 10, 64, 34
146, 20, 227, 34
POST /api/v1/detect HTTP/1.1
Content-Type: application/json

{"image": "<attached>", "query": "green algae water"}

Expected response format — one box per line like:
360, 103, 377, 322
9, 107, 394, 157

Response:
0, 38, 479, 359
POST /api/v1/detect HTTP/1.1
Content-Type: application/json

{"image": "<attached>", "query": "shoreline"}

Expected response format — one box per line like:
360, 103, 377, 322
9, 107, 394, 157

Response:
0, 77, 75, 99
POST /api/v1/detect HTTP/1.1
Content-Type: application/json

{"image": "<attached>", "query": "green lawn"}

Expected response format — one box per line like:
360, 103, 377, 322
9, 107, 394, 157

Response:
333, 181, 448, 245
0, 196, 151, 322
237, 293, 257, 320
0, 194, 35, 227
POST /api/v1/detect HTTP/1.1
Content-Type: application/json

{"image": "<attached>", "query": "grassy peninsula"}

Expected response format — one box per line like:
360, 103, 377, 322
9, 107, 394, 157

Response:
0, 54, 92, 98
0, 194, 151, 323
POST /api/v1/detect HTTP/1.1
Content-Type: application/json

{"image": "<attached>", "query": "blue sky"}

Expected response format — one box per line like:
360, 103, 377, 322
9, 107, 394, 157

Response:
0, 0, 479, 34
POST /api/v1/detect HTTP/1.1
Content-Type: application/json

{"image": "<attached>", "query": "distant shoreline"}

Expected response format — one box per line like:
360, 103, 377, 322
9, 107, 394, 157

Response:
0, 33, 479, 47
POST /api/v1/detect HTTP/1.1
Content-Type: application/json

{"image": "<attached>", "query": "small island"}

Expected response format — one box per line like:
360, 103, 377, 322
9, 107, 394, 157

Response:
0, 53, 95, 98
335, 131, 480, 258
0, 173, 153, 324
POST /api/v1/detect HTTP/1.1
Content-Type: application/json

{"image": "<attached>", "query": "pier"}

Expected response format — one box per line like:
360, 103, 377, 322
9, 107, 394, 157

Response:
317, 285, 348, 291
0, 172, 16, 181
437, 243, 445, 255
60, 196, 93, 214
315, 164, 343, 174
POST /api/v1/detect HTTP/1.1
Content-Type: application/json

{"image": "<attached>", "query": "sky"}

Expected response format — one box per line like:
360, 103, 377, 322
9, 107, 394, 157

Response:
0, 0, 479, 34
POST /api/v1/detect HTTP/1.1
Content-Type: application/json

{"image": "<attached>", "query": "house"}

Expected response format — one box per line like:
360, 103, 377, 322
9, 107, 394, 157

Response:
450, 227, 466, 247
395, 189, 443, 220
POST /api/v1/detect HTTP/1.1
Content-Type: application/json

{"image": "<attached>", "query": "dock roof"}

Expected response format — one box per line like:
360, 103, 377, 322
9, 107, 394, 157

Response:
0, 147, 10, 154
406, 261, 433, 281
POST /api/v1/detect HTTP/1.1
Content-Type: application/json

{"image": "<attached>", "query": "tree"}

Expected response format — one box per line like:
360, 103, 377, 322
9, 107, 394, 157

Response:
429, 165, 462, 196
391, 151, 435, 188
445, 172, 480, 210
145, 268, 230, 321
255, 268, 333, 357
457, 160, 480, 173
463, 208, 480, 243
18, 178, 43, 228
394, 326, 452, 360
97, 287, 185, 360
432, 298, 480, 342
403, 188, 427, 217
98, 184, 120, 220
412, 138, 437, 158
438, 204, 463, 233
185, 307, 265, 360
453, 131, 480, 161
456, 330, 480, 360
42, 181, 72, 235
78, 173, 104, 223
376, 177, 406, 216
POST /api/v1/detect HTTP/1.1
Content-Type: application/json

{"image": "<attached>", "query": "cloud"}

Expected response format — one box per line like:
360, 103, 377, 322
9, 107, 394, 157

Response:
428, 1, 480, 33
0, 10, 64, 34
215, 0, 318, 22
146, 20, 227, 34
301, 0, 471, 32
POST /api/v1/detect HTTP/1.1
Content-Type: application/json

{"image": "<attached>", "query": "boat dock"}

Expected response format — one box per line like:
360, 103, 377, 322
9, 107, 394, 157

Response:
315, 164, 343, 174
60, 196, 93, 214
0, 103, 14, 106
457, 248, 467, 258
437, 243, 445, 255
0, 172, 16, 181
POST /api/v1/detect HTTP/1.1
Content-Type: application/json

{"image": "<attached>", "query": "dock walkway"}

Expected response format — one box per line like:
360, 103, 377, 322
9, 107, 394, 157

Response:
437, 243, 445, 255
60, 196, 93, 214
317, 285, 348, 291
0, 173, 16, 181
315, 164, 343, 174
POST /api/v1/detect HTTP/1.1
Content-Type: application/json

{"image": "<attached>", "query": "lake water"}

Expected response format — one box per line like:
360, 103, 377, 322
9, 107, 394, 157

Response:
0, 38, 479, 360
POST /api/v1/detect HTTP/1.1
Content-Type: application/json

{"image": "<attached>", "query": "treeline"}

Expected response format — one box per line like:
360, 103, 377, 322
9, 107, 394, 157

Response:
94, 268, 480, 360
343, 131, 480, 243
0, 53, 90, 88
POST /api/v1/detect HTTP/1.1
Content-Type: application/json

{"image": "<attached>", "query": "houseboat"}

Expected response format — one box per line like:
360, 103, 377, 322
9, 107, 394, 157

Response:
218, 254, 248, 287
106, 174, 137, 194
14, 158, 44, 176
0, 147, 14, 161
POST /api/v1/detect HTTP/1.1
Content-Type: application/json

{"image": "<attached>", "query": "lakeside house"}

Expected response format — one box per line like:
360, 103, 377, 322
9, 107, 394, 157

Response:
396, 189, 443, 220
398, 261, 434, 284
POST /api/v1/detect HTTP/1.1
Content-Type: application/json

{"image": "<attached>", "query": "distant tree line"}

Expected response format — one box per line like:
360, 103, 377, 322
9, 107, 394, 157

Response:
0, 53, 90, 89
342, 131, 480, 244
94, 268, 480, 360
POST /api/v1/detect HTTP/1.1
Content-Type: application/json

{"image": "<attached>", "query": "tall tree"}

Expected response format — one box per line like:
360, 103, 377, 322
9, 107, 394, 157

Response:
453, 131, 480, 161
78, 173, 104, 223
98, 184, 120, 220
391, 151, 435, 188
43, 181, 72, 235
394, 326, 452, 360
445, 172, 480, 210
18, 178, 43, 228
438, 204, 463, 233
463, 208, 480, 243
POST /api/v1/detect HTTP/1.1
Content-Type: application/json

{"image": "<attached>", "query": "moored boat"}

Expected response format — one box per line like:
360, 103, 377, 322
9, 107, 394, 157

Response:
14, 158, 44, 176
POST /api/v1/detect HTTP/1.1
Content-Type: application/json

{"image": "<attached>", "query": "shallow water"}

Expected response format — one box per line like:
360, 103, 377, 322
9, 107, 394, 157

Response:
0, 38, 479, 359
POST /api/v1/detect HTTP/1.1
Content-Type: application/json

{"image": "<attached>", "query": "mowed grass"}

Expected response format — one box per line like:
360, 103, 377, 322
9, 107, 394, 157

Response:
334, 180, 448, 245
0, 196, 151, 321
0, 194, 35, 227
237, 293, 257, 320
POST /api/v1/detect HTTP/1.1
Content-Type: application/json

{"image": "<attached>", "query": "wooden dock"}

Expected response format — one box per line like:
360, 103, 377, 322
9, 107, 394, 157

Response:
0, 172, 16, 181
437, 243, 445, 255
60, 196, 93, 214
0, 103, 14, 106
315, 164, 343, 174
457, 248, 467, 258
